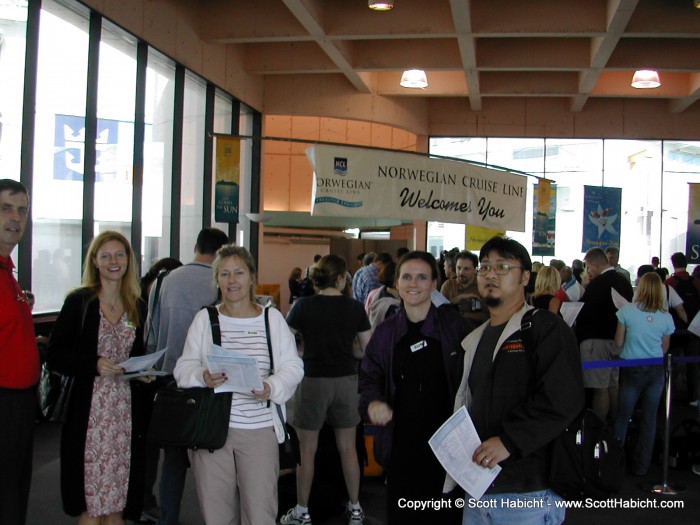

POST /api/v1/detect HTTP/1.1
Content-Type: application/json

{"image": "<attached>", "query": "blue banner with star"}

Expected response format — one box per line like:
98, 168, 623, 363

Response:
581, 185, 622, 252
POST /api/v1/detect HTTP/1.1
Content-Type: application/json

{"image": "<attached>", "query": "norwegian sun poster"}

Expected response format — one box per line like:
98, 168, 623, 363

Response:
214, 137, 241, 223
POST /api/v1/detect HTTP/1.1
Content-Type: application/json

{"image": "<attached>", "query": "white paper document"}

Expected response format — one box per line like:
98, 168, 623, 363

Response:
118, 349, 166, 373
611, 288, 629, 310
431, 289, 450, 307
429, 406, 501, 500
119, 370, 169, 381
560, 301, 584, 327
687, 310, 700, 338
206, 344, 263, 394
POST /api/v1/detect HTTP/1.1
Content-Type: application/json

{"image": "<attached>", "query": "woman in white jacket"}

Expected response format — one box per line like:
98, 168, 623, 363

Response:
174, 244, 303, 525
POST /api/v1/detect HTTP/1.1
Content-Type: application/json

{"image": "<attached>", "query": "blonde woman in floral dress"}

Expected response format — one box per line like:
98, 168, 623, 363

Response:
47, 231, 151, 524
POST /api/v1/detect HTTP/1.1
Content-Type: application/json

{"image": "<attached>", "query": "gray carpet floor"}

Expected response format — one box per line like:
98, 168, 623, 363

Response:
27, 403, 699, 524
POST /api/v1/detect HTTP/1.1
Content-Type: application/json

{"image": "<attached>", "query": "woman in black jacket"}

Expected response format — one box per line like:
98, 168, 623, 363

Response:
47, 231, 151, 524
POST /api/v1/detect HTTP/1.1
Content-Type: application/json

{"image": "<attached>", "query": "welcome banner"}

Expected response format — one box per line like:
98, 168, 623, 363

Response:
306, 145, 528, 231
581, 185, 622, 252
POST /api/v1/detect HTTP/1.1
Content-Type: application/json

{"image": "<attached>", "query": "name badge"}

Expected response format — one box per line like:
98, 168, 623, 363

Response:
410, 340, 427, 353
247, 330, 260, 336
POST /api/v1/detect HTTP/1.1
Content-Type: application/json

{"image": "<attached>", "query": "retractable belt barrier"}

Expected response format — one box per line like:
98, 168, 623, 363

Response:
581, 355, 700, 369
579, 353, 700, 496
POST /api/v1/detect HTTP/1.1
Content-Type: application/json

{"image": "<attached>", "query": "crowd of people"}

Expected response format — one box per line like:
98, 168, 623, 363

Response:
1, 175, 698, 525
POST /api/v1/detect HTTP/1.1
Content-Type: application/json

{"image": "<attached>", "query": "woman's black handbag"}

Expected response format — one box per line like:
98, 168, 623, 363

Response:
264, 307, 301, 469
146, 306, 232, 450
147, 383, 232, 450
38, 363, 74, 423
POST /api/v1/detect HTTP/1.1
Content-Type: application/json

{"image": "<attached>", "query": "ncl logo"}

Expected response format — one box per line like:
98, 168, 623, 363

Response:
334, 157, 348, 176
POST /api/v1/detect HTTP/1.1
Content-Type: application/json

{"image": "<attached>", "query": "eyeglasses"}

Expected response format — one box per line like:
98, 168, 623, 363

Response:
476, 264, 524, 276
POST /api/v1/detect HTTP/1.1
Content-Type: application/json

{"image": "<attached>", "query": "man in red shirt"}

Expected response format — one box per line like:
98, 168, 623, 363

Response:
0, 179, 40, 525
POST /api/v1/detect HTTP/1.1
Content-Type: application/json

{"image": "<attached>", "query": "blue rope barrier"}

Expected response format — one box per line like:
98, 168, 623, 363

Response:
581, 355, 700, 369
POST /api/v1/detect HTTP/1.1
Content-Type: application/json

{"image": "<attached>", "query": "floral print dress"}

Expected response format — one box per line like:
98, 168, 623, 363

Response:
84, 310, 135, 517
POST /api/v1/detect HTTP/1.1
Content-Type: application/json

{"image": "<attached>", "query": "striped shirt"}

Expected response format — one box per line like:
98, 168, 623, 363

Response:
219, 312, 273, 429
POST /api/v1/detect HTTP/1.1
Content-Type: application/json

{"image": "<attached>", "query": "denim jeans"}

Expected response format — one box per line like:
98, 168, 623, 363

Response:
157, 447, 189, 525
463, 490, 565, 525
613, 365, 664, 475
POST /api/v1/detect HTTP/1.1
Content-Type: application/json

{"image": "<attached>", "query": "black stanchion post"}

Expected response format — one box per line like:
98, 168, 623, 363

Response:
643, 352, 685, 495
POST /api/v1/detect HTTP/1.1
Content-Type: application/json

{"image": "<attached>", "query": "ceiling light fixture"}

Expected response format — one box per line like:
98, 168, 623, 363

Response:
631, 70, 661, 89
400, 69, 428, 89
368, 1, 394, 10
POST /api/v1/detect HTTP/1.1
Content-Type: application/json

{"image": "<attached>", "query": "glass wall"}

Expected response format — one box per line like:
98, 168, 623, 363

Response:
18, 0, 255, 313
429, 138, 700, 279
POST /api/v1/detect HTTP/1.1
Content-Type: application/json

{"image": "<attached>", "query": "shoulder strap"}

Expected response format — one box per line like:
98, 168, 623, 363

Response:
263, 307, 274, 409
205, 305, 221, 346
520, 308, 537, 357
145, 269, 170, 347
519, 308, 540, 391
264, 306, 274, 372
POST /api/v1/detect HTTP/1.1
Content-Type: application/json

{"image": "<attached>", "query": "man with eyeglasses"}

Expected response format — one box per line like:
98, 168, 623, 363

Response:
0, 179, 40, 525
445, 236, 583, 525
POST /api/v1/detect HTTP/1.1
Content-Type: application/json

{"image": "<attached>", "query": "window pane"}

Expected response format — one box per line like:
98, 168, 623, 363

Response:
31, 0, 90, 313
0, 0, 27, 266
544, 139, 604, 265
143, 48, 175, 272
662, 141, 700, 270
604, 140, 661, 279
0, 0, 27, 181
94, 19, 137, 245
180, 72, 206, 260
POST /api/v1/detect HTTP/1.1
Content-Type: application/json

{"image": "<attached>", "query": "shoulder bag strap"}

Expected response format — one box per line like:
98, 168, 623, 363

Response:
205, 305, 221, 346
145, 269, 169, 348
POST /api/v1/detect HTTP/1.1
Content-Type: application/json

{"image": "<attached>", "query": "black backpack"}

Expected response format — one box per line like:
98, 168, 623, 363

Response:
669, 275, 700, 330
520, 309, 625, 500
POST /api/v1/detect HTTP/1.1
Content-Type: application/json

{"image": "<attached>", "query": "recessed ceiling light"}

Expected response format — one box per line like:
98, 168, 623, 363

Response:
631, 70, 660, 89
369, 1, 394, 11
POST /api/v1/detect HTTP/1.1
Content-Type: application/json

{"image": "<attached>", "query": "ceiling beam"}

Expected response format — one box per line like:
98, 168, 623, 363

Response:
282, 0, 372, 93
450, 0, 481, 111
571, 0, 638, 112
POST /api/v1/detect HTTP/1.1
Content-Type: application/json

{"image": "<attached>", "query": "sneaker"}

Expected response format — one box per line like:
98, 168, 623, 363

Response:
692, 464, 700, 476
280, 508, 312, 525
346, 506, 365, 525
